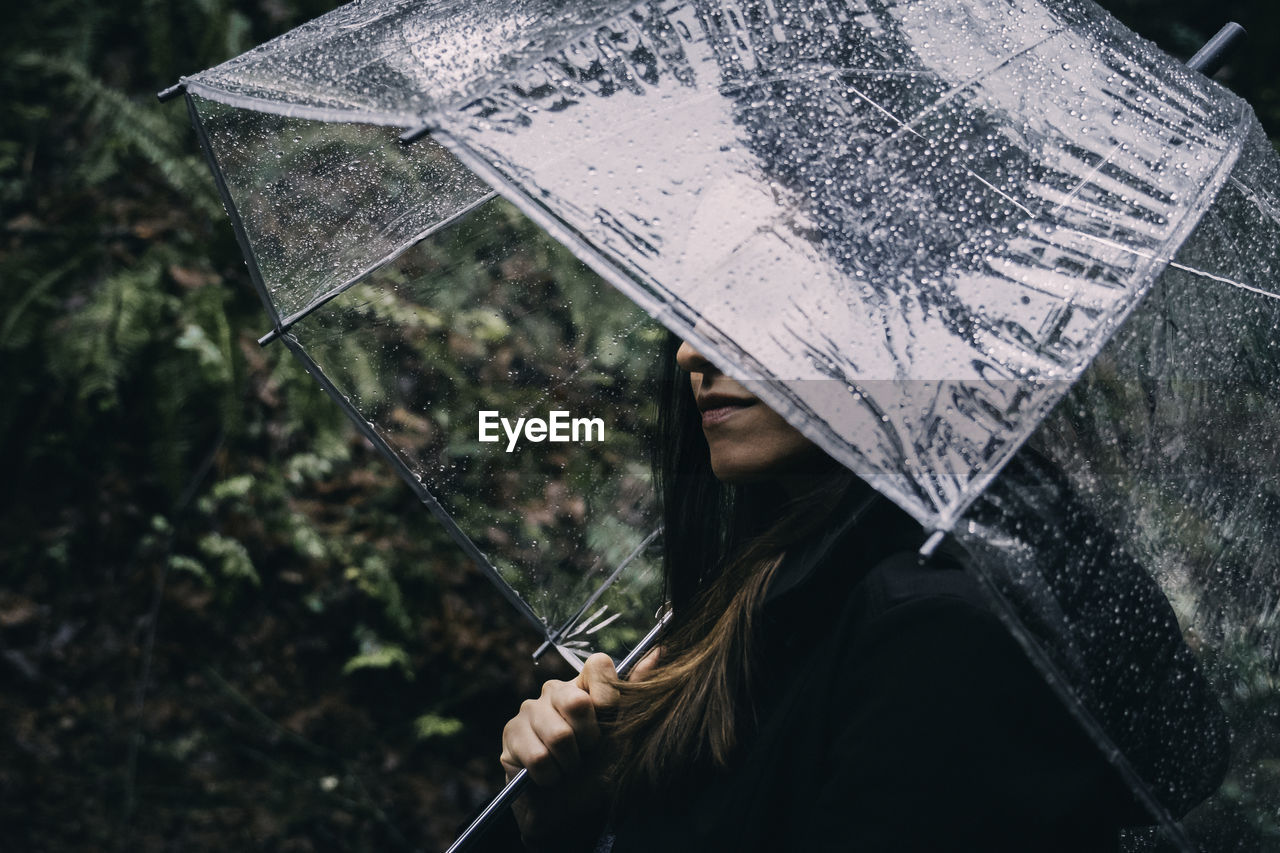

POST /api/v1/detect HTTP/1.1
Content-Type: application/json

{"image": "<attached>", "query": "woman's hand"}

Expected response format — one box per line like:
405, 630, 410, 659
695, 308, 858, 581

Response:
500, 652, 621, 851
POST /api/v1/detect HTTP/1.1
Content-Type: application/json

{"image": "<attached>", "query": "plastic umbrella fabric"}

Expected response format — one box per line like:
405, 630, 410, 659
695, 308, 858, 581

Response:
166, 0, 1280, 848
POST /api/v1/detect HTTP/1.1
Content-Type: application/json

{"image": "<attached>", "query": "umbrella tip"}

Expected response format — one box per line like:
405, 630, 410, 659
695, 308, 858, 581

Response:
1186, 22, 1247, 76
156, 81, 186, 103
399, 123, 434, 145
919, 530, 947, 558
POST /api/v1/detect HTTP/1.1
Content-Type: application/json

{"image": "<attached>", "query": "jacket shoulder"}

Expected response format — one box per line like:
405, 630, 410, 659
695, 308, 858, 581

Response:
853, 547, 993, 621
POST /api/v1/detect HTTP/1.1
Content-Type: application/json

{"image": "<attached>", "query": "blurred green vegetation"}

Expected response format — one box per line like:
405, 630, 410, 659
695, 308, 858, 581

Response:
1, 0, 1277, 850
1, 2, 563, 850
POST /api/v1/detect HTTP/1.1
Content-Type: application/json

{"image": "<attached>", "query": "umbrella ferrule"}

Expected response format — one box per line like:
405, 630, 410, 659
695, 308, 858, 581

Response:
919, 530, 947, 558
1186, 22, 1246, 76
531, 637, 556, 660
257, 326, 284, 347
156, 81, 186, 102
399, 121, 435, 145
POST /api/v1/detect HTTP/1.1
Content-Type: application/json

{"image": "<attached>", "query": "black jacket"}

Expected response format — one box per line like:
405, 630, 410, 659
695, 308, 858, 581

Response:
475, 494, 1221, 851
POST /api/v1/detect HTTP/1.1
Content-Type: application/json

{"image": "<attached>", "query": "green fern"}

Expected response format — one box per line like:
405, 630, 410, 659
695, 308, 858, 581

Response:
17, 53, 224, 218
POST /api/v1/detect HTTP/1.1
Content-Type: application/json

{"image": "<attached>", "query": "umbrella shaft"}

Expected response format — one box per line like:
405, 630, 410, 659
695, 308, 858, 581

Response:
444, 769, 529, 853
1186, 22, 1246, 75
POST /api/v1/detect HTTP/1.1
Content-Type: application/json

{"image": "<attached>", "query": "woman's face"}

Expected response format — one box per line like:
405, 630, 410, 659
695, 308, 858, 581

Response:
676, 340, 824, 485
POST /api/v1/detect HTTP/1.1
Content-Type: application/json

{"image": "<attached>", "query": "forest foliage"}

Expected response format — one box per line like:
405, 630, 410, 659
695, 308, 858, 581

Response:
1, 0, 1278, 850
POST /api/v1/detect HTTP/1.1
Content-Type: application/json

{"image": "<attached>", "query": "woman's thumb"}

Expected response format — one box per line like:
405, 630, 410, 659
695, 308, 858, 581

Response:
576, 652, 620, 706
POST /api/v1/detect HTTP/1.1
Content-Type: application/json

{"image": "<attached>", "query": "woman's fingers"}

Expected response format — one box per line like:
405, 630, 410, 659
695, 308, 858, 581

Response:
551, 676, 601, 753
628, 647, 661, 682
499, 718, 529, 780
500, 673, 607, 786
501, 704, 553, 782
498, 662, 622, 847
537, 680, 594, 772
502, 698, 575, 785
498, 654, 626, 789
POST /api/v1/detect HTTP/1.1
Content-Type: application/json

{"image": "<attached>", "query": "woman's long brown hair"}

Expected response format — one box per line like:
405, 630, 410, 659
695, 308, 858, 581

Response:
605, 333, 858, 804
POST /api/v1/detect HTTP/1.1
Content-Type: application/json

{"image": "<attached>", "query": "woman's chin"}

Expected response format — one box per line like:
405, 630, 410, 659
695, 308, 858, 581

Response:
709, 448, 831, 486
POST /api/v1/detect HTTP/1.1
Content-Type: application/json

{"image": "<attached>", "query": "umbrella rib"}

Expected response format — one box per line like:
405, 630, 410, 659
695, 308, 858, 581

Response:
185, 78, 420, 129
716, 65, 928, 97
847, 32, 1137, 222
1049, 139, 1127, 218
257, 190, 497, 345
566, 605, 611, 639
1229, 176, 1280, 222
185, 92, 282, 330
960, 558, 1198, 849
582, 610, 623, 635
279, 336, 549, 637
1166, 261, 1279, 298
1072, 231, 1280, 300
533, 527, 662, 660
894, 30, 1063, 139
840, 79, 1037, 217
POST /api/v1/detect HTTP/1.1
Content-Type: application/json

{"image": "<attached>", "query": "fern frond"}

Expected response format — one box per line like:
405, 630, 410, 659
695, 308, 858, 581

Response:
15, 52, 223, 219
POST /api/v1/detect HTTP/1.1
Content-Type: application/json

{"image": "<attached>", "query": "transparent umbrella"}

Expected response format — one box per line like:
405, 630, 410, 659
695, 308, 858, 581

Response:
163, 0, 1279, 849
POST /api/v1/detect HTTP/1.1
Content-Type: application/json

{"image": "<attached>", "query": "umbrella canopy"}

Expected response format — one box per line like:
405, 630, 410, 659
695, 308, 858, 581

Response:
170, 0, 1280, 848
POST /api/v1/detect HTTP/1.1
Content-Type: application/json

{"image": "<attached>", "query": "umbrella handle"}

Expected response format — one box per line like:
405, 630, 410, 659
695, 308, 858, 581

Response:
444, 611, 671, 853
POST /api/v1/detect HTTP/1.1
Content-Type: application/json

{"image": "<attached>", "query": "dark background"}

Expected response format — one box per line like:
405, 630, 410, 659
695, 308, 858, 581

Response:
2, 1, 1277, 850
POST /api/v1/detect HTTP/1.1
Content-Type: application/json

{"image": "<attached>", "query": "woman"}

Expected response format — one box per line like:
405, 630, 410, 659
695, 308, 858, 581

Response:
488, 334, 1215, 852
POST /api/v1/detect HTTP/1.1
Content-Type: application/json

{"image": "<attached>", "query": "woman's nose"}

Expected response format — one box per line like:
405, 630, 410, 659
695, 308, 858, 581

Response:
675, 339, 716, 374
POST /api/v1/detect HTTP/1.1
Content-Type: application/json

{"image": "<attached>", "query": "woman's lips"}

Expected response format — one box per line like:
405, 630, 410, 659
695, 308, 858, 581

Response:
701, 401, 756, 426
